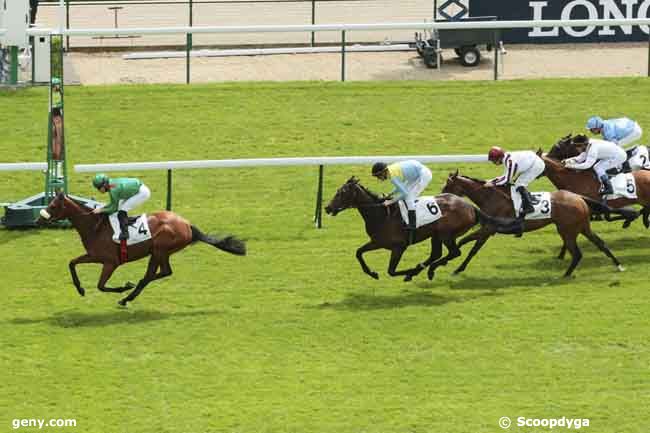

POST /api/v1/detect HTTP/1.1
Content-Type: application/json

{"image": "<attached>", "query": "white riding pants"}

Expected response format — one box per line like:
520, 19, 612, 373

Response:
118, 184, 151, 212
403, 167, 433, 211
617, 123, 643, 148
514, 158, 545, 188
594, 154, 626, 178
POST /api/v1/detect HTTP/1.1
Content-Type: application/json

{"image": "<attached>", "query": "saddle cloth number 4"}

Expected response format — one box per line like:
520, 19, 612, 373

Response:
108, 213, 153, 246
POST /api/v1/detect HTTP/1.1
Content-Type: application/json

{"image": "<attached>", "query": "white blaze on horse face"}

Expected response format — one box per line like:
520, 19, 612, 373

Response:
40, 209, 51, 220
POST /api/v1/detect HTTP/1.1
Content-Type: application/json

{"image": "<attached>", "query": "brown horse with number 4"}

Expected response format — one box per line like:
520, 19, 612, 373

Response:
38, 193, 246, 306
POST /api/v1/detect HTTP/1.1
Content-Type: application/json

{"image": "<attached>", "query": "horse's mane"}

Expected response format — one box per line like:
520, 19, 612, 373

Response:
358, 183, 384, 202
349, 177, 384, 203
462, 175, 486, 184
456, 174, 511, 200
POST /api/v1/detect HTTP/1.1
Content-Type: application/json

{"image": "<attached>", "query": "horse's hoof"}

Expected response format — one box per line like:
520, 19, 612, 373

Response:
427, 270, 435, 280
76, 287, 85, 297
369, 272, 379, 280
404, 275, 413, 282
117, 299, 128, 307
617, 265, 626, 272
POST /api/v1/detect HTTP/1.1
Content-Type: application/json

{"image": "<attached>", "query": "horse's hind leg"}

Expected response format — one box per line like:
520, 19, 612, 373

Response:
457, 229, 484, 249
582, 229, 624, 271
150, 255, 173, 281
429, 237, 462, 272
453, 231, 492, 275
404, 237, 443, 281
558, 244, 567, 260
118, 256, 159, 306
559, 231, 582, 277
642, 206, 650, 229
426, 238, 443, 280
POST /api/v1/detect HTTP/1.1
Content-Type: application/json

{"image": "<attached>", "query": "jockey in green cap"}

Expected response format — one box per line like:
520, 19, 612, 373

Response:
92, 173, 151, 240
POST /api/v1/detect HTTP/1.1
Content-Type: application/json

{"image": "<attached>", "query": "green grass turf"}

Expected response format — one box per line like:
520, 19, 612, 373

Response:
1, 79, 649, 433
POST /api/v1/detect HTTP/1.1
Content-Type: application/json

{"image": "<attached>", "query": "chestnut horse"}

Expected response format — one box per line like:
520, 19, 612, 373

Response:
324, 177, 520, 281
442, 172, 623, 277
38, 193, 246, 306
540, 146, 648, 227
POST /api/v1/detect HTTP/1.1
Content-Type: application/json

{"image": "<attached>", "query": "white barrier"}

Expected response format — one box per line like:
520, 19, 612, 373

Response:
75, 155, 487, 228
124, 44, 415, 60
0, 162, 47, 171
26, 17, 650, 82
74, 155, 486, 172
27, 18, 650, 38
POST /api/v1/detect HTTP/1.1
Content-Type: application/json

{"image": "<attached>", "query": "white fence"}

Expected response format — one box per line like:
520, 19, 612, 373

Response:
74, 155, 486, 172
0, 163, 47, 171
27, 18, 650, 37
24, 17, 650, 82
74, 154, 486, 227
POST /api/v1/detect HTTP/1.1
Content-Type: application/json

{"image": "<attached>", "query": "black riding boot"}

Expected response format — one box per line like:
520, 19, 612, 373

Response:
599, 175, 613, 196
517, 186, 535, 215
407, 210, 417, 245
117, 210, 129, 241
621, 161, 632, 173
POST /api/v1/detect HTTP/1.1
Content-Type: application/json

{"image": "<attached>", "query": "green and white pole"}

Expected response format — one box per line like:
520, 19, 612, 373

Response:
9, 46, 18, 84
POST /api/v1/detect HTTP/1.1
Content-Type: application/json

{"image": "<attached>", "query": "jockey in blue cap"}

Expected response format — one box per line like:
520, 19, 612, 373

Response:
586, 115, 642, 150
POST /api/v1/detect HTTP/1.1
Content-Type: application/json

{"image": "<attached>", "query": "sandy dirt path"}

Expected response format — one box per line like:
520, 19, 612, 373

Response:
62, 42, 648, 85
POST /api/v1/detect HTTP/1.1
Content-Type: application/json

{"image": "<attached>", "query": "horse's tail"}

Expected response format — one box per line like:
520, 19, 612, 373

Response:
473, 207, 524, 235
191, 225, 246, 256
579, 195, 636, 218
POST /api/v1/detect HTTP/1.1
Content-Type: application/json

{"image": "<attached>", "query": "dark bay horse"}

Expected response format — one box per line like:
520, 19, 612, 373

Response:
38, 193, 246, 306
540, 148, 649, 227
442, 172, 623, 277
324, 177, 519, 281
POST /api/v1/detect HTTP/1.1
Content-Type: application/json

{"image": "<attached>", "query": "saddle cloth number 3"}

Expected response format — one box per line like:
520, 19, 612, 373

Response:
524, 192, 552, 220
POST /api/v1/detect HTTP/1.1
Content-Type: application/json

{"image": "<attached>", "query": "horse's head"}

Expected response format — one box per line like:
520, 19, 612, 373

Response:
441, 169, 465, 196
547, 133, 578, 161
325, 176, 376, 216
37, 193, 78, 224
442, 169, 485, 197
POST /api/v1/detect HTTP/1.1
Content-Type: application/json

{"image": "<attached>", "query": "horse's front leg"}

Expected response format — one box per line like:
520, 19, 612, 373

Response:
387, 247, 423, 281
356, 241, 382, 280
69, 254, 99, 297
97, 263, 135, 293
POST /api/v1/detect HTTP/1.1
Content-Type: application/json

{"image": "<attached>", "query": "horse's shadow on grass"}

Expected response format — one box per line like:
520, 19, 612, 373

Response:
317, 290, 503, 311
9, 309, 221, 328
532, 253, 647, 270
442, 273, 572, 291
0, 227, 44, 245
